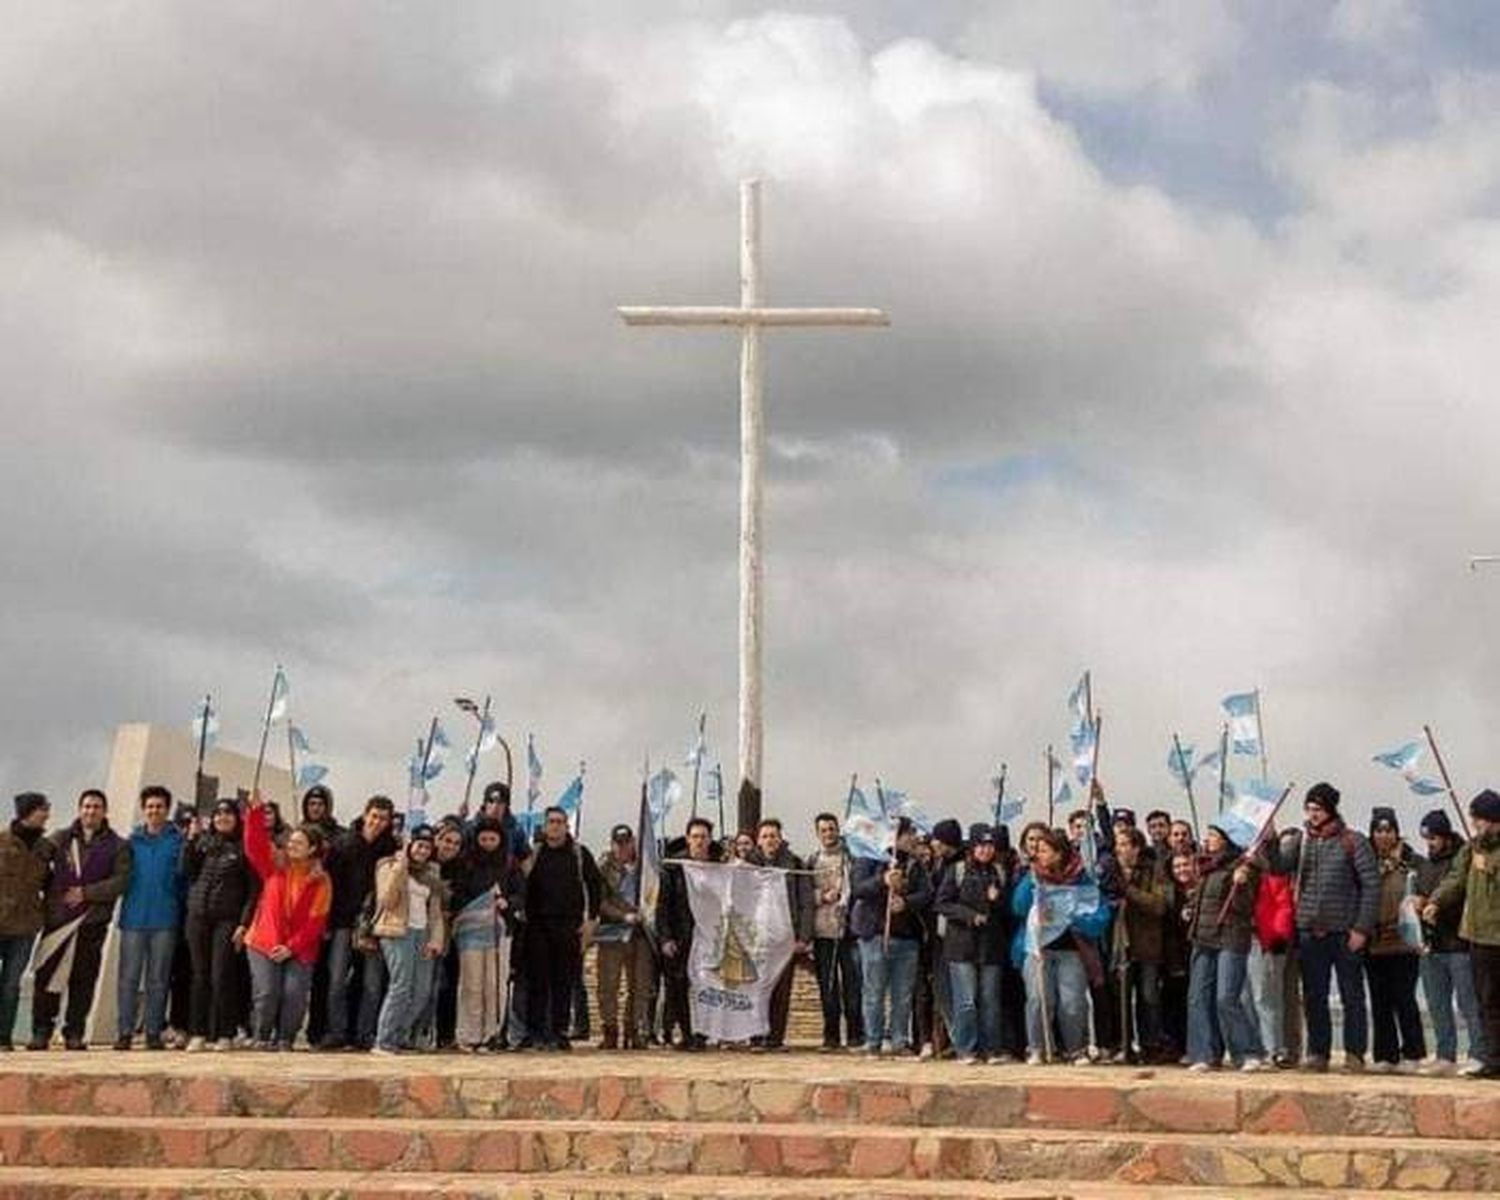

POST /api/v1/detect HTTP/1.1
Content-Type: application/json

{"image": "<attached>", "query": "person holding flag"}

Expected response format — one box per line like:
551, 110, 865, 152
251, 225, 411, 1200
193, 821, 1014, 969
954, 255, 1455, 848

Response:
806, 811, 863, 1052
595, 823, 654, 1050
850, 817, 932, 1057
1412, 809, 1486, 1074
448, 816, 524, 1053
473, 782, 531, 865
747, 818, 813, 1051
1185, 824, 1265, 1072
1010, 827, 1108, 1064
658, 816, 722, 1051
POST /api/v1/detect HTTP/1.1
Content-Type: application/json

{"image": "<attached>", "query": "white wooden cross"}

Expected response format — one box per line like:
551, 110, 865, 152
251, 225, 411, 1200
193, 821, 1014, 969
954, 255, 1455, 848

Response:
619, 179, 889, 829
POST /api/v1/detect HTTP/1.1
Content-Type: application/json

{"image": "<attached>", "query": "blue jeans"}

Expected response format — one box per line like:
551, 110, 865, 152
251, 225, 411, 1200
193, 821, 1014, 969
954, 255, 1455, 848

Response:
1024, 949, 1089, 1058
324, 928, 387, 1045
116, 928, 178, 1040
1188, 946, 1259, 1065
947, 961, 1002, 1057
1298, 931, 1368, 1059
0, 933, 35, 1045
859, 936, 919, 1050
1248, 944, 1288, 1057
247, 948, 312, 1045
376, 930, 436, 1052
1421, 951, 1485, 1063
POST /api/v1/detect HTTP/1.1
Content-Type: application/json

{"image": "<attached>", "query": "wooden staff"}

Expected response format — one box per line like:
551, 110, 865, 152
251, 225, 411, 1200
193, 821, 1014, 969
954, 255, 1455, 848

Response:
1423, 725, 1472, 839
1045, 745, 1056, 827
1215, 782, 1296, 924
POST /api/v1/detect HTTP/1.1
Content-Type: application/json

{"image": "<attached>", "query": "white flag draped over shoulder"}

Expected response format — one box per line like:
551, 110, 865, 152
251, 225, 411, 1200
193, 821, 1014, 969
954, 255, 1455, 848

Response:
681, 861, 794, 1045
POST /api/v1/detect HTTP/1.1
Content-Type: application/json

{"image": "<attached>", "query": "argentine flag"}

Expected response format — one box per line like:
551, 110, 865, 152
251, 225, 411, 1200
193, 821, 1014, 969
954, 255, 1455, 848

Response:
1221, 692, 1262, 756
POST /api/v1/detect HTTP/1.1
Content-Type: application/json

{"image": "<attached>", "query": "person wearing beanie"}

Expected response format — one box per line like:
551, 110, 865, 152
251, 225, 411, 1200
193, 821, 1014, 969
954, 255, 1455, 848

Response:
370, 825, 448, 1054
1365, 808, 1426, 1072
0, 793, 53, 1050
936, 823, 1009, 1063
181, 799, 259, 1052
472, 781, 531, 864
920, 817, 965, 1058
449, 815, 525, 1052
1425, 790, 1500, 1077
1411, 800, 1462, 1086
850, 817, 933, 1056
1186, 825, 1266, 1072
1260, 781, 1379, 1073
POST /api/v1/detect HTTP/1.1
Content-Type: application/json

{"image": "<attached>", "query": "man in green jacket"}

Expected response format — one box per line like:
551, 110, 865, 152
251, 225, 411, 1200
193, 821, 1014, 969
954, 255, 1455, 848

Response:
1425, 790, 1500, 1079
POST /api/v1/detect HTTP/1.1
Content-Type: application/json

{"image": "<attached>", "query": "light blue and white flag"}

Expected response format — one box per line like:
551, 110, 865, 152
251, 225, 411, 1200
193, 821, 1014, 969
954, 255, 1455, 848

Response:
296, 763, 329, 789
289, 726, 313, 755
1052, 778, 1072, 809
1071, 719, 1097, 788
1168, 742, 1221, 788
267, 668, 290, 724
997, 795, 1026, 826
1067, 671, 1091, 722
704, 763, 724, 820
843, 811, 894, 861
685, 720, 707, 770
554, 773, 584, 835
881, 788, 934, 835
648, 767, 682, 830
1221, 692, 1262, 756
464, 714, 499, 775
190, 703, 219, 753
526, 735, 543, 811
1026, 878, 1102, 957
1373, 740, 1446, 797
1216, 779, 1281, 849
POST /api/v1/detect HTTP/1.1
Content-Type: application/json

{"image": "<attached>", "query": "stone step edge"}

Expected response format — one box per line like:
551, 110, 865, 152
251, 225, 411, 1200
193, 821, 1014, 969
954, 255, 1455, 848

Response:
3, 1112, 1491, 1152
0, 1169, 1495, 1200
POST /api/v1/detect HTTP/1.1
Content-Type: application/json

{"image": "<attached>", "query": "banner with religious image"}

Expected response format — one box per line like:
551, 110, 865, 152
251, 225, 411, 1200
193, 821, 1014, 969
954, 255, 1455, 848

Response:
680, 861, 794, 1044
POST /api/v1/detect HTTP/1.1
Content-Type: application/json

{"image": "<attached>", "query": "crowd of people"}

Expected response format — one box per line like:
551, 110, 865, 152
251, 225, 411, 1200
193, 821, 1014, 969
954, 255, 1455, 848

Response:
0, 776, 1496, 1080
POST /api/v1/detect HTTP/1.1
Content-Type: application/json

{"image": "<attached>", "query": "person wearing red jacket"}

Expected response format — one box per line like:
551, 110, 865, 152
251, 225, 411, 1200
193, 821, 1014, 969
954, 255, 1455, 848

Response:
243, 793, 331, 1050
1249, 870, 1298, 1067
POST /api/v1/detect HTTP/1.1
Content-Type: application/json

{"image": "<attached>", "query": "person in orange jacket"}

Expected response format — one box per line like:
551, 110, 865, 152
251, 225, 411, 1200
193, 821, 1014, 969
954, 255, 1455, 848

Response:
243, 792, 331, 1050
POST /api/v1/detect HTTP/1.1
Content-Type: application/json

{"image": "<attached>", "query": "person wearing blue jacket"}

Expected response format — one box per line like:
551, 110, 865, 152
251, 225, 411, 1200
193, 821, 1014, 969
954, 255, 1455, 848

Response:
1011, 827, 1111, 1063
115, 785, 184, 1049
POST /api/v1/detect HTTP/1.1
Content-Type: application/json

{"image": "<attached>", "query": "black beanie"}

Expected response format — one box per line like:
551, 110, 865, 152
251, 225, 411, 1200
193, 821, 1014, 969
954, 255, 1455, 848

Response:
1470, 790, 1500, 822
1419, 809, 1453, 839
13, 792, 48, 822
931, 818, 963, 847
1369, 806, 1399, 836
1305, 782, 1341, 814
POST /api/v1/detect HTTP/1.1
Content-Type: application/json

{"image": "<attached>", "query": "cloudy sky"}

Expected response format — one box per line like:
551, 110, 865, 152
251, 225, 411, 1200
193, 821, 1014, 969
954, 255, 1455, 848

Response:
5, 0, 1499, 838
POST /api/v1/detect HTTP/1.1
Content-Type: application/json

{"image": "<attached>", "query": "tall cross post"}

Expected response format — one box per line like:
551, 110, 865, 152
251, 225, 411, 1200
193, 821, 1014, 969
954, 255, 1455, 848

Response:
619, 179, 889, 832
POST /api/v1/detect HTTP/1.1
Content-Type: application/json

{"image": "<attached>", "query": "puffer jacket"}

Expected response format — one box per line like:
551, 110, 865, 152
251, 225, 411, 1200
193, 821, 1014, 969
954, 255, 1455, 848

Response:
0, 823, 52, 937
1431, 828, 1500, 947
183, 830, 260, 927
1189, 853, 1257, 955
1262, 821, 1380, 937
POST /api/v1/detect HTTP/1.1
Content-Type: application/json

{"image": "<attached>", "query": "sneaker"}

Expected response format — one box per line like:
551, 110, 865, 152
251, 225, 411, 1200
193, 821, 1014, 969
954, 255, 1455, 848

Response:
370, 1046, 400, 1057
1301, 1055, 1329, 1074
26, 1036, 50, 1052
959, 1055, 979, 1065
1344, 1053, 1366, 1074
113, 1036, 133, 1052
1272, 1052, 1296, 1070
1187, 1061, 1213, 1073
1025, 1051, 1043, 1066
0, 1041, 12, 1053
315, 1036, 347, 1053
1463, 1063, 1500, 1079
1419, 1059, 1457, 1077
1240, 1058, 1268, 1073
990, 1052, 1017, 1065
1458, 1059, 1487, 1078
185, 1037, 207, 1054
210, 1040, 230, 1052
1368, 1060, 1394, 1074
1396, 1060, 1421, 1075
144, 1036, 166, 1052
880, 1039, 894, 1056
64, 1037, 88, 1052
917, 1043, 934, 1060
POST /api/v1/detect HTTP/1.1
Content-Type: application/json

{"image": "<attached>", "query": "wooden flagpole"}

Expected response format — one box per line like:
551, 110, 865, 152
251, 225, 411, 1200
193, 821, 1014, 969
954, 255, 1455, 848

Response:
1423, 725, 1473, 839
1172, 732, 1201, 840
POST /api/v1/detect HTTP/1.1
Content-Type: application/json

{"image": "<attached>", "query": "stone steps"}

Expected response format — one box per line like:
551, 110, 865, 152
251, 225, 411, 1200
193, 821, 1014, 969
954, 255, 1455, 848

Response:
3, 1055, 1497, 1140
1, 1113, 1496, 1190
5, 1168, 1500, 1200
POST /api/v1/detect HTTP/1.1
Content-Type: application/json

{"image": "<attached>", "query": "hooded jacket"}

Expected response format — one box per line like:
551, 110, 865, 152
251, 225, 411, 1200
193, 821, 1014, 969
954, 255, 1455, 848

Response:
1430, 827, 1500, 947
243, 802, 331, 965
1413, 837, 1468, 954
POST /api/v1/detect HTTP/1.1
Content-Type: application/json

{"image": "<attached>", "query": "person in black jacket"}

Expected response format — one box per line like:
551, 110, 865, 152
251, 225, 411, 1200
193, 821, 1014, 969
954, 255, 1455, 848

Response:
659, 818, 721, 1050
181, 799, 259, 1051
449, 817, 525, 1051
316, 796, 396, 1050
850, 818, 933, 1056
936, 823, 1009, 1063
747, 818, 813, 1050
1413, 809, 1483, 1073
522, 806, 603, 1050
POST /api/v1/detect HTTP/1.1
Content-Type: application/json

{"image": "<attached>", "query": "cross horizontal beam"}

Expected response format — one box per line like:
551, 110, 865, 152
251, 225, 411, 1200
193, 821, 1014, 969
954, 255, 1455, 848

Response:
617, 305, 889, 328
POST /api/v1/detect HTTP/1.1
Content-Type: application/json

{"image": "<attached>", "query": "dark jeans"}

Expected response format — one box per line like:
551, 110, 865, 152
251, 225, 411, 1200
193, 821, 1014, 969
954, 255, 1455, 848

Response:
1298, 931, 1368, 1060
1161, 968, 1189, 1056
168, 929, 192, 1033
31, 921, 108, 1042
307, 937, 332, 1045
434, 943, 460, 1046
526, 919, 582, 1045
813, 937, 863, 1047
662, 948, 692, 1044
1121, 961, 1163, 1057
0, 933, 36, 1045
1366, 953, 1425, 1065
766, 961, 794, 1046
185, 915, 243, 1041
323, 928, 386, 1045
1471, 942, 1500, 1068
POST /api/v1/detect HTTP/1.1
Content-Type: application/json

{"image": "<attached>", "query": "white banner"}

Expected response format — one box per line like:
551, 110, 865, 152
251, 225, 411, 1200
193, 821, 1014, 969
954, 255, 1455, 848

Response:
682, 861, 794, 1044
